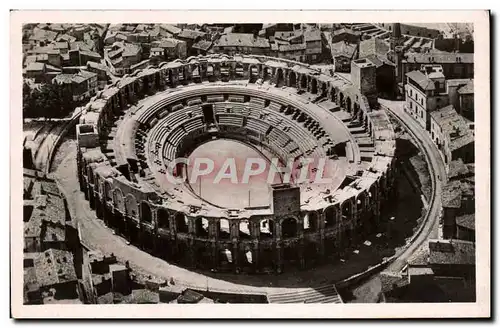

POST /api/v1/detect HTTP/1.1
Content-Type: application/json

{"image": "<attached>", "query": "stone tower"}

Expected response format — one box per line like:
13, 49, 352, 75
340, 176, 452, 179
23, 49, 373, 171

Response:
391, 23, 405, 98
351, 58, 377, 107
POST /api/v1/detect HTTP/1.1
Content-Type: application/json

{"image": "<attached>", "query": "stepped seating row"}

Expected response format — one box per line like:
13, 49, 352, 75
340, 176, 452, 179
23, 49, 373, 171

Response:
218, 114, 244, 127
183, 116, 204, 133
267, 128, 290, 147
268, 101, 283, 112
246, 117, 271, 135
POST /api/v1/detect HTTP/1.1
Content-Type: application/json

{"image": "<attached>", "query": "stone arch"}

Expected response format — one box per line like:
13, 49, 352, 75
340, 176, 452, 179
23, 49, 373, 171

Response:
195, 217, 209, 237
300, 74, 308, 89
218, 218, 230, 240
282, 217, 298, 238
356, 192, 367, 214
263, 66, 271, 82
341, 200, 352, 220
140, 201, 153, 224
321, 82, 327, 97
330, 88, 337, 103
167, 69, 172, 84
179, 66, 188, 82
353, 102, 360, 118
339, 92, 345, 108
125, 194, 139, 218
276, 68, 285, 87
95, 175, 101, 194
220, 62, 230, 79
175, 212, 189, 233
303, 211, 319, 232
112, 188, 125, 213
87, 166, 94, 184
324, 205, 337, 228
311, 78, 318, 94
380, 174, 387, 196
346, 97, 352, 113
206, 64, 215, 78
157, 208, 170, 229
219, 247, 234, 267
249, 65, 259, 82
191, 64, 201, 80
259, 218, 275, 239
103, 181, 112, 202
235, 62, 244, 78
239, 219, 251, 239
369, 182, 378, 202
288, 71, 297, 88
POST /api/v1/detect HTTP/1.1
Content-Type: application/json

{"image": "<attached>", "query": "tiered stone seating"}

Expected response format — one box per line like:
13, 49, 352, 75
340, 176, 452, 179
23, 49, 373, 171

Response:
246, 117, 271, 134
267, 128, 290, 148
206, 94, 224, 103
183, 117, 204, 133
268, 101, 282, 112
218, 114, 244, 127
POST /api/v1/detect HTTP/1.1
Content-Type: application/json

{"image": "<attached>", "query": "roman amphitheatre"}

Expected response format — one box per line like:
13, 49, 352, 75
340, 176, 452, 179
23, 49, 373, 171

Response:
74, 54, 399, 276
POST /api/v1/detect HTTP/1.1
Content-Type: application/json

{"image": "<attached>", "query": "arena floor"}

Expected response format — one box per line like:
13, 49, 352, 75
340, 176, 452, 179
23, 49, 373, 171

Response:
186, 139, 282, 209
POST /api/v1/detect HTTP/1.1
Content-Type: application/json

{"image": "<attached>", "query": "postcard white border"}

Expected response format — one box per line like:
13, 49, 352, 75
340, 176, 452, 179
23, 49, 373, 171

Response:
10, 10, 490, 318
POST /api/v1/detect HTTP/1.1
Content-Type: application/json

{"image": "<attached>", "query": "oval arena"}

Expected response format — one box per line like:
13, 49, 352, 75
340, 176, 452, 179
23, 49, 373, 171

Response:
76, 54, 397, 274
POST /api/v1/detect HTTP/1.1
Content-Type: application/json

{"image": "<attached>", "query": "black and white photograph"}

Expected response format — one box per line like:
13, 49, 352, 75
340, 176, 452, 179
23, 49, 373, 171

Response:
10, 10, 490, 319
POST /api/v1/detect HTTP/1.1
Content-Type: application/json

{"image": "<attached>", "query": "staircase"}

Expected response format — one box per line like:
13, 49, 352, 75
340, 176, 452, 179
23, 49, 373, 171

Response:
267, 285, 343, 304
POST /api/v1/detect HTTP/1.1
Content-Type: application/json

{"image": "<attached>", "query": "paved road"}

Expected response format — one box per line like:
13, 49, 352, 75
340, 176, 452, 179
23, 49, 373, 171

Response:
33, 123, 66, 173
47, 97, 446, 293
379, 99, 447, 273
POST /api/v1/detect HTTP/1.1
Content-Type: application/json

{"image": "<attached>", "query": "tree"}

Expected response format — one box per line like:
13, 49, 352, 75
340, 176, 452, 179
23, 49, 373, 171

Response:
23, 82, 76, 119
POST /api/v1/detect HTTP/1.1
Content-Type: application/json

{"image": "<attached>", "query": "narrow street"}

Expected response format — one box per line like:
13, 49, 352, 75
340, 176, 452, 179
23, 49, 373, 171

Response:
379, 99, 447, 273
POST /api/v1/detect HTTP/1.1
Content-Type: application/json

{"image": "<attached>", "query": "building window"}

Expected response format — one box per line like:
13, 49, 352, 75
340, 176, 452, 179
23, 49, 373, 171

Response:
409, 101, 412, 110
421, 110, 423, 118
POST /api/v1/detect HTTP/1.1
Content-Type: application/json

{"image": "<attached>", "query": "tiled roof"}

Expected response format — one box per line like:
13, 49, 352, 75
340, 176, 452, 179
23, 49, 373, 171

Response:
278, 43, 306, 52
53, 73, 74, 84
430, 105, 474, 152
122, 43, 141, 57
458, 80, 474, 94
53, 42, 68, 49
154, 38, 182, 49
446, 78, 472, 87
87, 61, 107, 71
177, 29, 205, 40
403, 52, 474, 64
407, 246, 430, 266
406, 70, 435, 90
303, 28, 322, 42
34, 249, 77, 287
442, 180, 462, 209
333, 28, 361, 36
448, 159, 470, 181
80, 49, 102, 59
456, 214, 475, 231
29, 29, 58, 42
26, 62, 45, 72
192, 40, 213, 51
216, 33, 270, 48
160, 24, 181, 35
428, 239, 475, 266
78, 70, 97, 79
359, 37, 390, 58
330, 41, 358, 59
